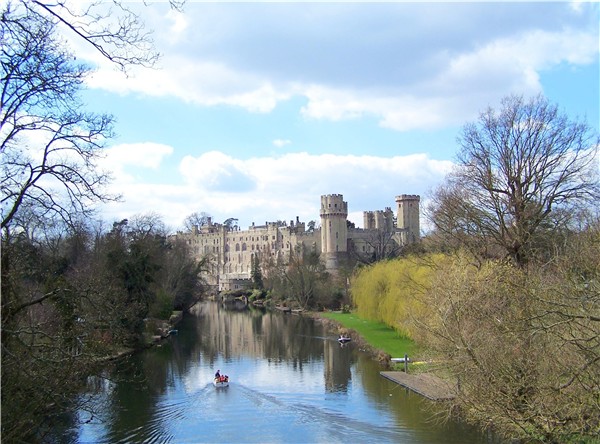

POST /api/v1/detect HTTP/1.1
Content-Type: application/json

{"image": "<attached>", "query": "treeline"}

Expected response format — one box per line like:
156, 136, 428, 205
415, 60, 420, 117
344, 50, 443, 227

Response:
1, 2, 197, 440
246, 244, 344, 310
1, 213, 205, 441
352, 230, 599, 442
350, 96, 600, 443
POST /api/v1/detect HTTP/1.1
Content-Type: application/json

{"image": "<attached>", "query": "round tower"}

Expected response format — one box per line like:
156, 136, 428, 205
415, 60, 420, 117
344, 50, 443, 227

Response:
320, 194, 348, 269
395, 194, 420, 244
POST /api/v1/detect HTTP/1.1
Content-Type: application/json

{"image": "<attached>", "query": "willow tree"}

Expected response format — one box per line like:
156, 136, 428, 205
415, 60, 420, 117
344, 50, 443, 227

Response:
428, 95, 599, 267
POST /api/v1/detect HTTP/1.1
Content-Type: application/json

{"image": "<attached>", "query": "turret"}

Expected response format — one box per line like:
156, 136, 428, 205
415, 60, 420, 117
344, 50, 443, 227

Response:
363, 207, 394, 231
395, 194, 420, 243
320, 194, 348, 269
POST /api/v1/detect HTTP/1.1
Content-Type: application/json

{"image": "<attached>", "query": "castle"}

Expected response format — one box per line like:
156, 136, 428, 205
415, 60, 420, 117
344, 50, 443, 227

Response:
175, 194, 420, 292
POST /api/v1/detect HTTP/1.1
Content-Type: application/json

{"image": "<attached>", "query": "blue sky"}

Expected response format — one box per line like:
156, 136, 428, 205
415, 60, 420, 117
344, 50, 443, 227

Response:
74, 1, 599, 231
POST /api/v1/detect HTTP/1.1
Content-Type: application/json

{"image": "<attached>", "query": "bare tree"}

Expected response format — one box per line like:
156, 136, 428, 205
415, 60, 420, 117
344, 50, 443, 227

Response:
415, 237, 600, 442
183, 211, 212, 231
1, 5, 116, 231
350, 229, 403, 265
281, 244, 328, 310
2, 0, 186, 231
129, 212, 167, 240
1, 1, 186, 440
23, 0, 183, 71
428, 95, 600, 267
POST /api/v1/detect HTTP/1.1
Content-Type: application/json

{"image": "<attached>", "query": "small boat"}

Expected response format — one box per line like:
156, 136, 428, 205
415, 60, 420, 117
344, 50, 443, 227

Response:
213, 376, 229, 387
338, 336, 352, 344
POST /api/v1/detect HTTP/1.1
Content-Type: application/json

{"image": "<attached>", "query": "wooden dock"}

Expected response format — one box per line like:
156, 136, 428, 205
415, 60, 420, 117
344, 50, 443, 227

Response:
380, 371, 456, 401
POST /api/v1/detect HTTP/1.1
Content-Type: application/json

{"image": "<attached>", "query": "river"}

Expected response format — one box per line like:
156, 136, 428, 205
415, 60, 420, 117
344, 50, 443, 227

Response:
61, 301, 491, 443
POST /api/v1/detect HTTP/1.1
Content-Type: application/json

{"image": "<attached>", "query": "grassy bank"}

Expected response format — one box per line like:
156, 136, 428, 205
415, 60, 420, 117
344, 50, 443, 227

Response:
320, 312, 420, 358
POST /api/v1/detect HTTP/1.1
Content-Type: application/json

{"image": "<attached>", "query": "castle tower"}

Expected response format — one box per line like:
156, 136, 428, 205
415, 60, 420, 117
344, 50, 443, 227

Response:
395, 194, 420, 243
320, 194, 348, 269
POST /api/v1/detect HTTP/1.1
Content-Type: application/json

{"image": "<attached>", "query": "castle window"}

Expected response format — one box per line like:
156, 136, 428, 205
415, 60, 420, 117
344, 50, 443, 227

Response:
242, 243, 247, 251
235, 243, 240, 252
336, 232, 338, 239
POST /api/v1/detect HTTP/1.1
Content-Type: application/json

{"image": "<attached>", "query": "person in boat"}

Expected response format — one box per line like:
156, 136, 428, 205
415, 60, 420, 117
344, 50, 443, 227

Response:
215, 369, 220, 379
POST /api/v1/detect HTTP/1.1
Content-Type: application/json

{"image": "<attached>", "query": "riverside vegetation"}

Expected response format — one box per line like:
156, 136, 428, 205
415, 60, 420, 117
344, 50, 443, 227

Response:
348, 248, 599, 443
343, 96, 600, 443
1, 1, 598, 441
320, 311, 420, 360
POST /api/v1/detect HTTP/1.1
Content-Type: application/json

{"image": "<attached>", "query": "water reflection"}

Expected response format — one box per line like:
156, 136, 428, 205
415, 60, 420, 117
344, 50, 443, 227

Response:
60, 302, 491, 444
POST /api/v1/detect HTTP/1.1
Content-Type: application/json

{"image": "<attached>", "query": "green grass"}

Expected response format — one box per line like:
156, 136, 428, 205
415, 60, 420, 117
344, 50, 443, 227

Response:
321, 312, 420, 358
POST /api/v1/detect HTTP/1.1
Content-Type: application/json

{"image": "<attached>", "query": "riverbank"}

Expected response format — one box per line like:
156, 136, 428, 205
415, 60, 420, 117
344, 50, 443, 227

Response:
312, 310, 458, 402
316, 311, 420, 362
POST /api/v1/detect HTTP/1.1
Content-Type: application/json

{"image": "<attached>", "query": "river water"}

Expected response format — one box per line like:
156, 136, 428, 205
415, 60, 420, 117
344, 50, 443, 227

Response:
64, 301, 490, 443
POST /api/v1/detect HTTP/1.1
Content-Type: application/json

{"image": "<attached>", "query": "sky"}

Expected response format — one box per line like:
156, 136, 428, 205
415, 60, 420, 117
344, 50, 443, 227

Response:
72, 1, 598, 232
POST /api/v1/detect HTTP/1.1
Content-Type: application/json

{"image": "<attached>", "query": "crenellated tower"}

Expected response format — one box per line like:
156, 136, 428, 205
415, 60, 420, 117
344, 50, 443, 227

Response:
363, 207, 394, 232
395, 194, 420, 243
320, 194, 348, 269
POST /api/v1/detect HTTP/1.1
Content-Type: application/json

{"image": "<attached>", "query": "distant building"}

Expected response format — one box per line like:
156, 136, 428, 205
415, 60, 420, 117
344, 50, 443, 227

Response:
173, 194, 420, 292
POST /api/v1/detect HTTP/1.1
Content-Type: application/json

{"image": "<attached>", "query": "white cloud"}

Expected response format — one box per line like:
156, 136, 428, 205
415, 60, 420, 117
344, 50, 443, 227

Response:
97, 150, 453, 230
166, 9, 189, 41
79, 3, 597, 132
273, 139, 291, 148
100, 142, 173, 182
86, 57, 290, 113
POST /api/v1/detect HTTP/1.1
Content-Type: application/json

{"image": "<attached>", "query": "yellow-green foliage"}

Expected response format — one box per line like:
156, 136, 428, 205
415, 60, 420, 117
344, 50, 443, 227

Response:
350, 254, 446, 338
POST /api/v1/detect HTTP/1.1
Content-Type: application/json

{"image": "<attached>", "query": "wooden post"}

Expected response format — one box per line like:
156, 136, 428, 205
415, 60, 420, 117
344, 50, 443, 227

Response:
404, 354, 408, 373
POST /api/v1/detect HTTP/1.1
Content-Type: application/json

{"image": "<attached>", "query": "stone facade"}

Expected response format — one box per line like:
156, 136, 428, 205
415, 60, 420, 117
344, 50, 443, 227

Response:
174, 193, 420, 292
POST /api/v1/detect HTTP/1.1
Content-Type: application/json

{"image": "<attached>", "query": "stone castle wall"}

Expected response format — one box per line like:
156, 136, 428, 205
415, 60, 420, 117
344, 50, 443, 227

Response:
174, 193, 419, 292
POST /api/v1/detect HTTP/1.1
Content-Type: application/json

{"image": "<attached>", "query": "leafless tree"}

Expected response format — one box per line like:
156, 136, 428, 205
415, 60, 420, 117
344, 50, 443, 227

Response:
1, 0, 186, 440
428, 95, 600, 267
415, 237, 599, 442
270, 244, 329, 310
350, 229, 403, 265
183, 211, 212, 231
1, 5, 116, 231
23, 0, 183, 71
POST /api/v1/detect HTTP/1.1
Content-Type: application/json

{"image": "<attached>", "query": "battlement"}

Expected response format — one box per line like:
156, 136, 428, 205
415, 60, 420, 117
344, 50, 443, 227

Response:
363, 207, 395, 231
395, 194, 420, 201
320, 194, 348, 216
178, 192, 420, 289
